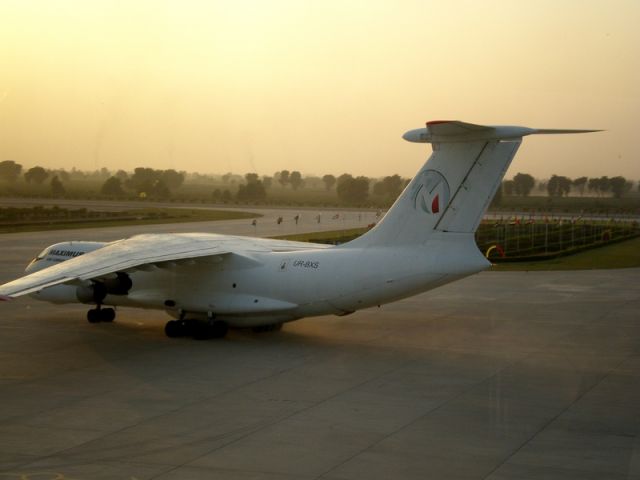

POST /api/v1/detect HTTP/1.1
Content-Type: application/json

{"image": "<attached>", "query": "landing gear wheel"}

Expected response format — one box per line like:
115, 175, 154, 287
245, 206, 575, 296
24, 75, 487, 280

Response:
193, 320, 228, 340
211, 320, 229, 339
165, 320, 183, 338
101, 308, 116, 322
87, 308, 101, 323
164, 319, 199, 338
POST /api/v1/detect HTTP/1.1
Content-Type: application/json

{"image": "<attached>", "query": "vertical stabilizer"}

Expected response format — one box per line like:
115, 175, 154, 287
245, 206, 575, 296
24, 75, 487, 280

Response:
347, 120, 599, 248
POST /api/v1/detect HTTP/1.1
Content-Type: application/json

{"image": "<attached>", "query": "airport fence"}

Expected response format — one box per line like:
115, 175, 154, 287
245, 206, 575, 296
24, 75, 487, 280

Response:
476, 217, 640, 262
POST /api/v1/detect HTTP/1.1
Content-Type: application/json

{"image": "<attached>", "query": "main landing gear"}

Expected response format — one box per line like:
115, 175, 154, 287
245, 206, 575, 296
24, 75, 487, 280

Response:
164, 318, 229, 340
87, 306, 116, 323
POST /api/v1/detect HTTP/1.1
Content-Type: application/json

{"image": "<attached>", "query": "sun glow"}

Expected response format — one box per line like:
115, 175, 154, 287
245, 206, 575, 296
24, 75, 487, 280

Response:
0, 0, 638, 178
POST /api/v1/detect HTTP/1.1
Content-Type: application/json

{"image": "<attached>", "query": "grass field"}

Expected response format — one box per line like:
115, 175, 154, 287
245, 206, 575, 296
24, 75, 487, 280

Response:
490, 236, 640, 271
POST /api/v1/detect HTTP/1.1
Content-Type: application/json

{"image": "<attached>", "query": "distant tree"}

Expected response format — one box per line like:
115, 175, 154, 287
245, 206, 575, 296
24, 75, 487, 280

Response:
373, 174, 403, 199
0, 160, 22, 182
588, 176, 610, 197
50, 175, 66, 196
222, 172, 233, 184
115, 169, 128, 180
161, 169, 185, 189
512, 173, 535, 196
237, 180, 267, 202
24, 166, 49, 185
262, 176, 273, 189
502, 180, 515, 196
101, 176, 125, 196
221, 189, 233, 202
322, 174, 336, 191
336, 174, 370, 204
303, 175, 323, 189
150, 179, 171, 199
547, 175, 571, 197
127, 167, 160, 194
337, 173, 352, 185
572, 176, 588, 196
48, 169, 70, 183
609, 176, 632, 198
289, 171, 304, 190
277, 170, 290, 187
211, 188, 222, 201
69, 167, 87, 180
245, 173, 259, 184
490, 182, 503, 207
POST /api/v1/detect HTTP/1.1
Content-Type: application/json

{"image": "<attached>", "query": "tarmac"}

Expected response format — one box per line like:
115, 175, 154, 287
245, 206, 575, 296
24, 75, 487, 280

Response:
0, 210, 639, 479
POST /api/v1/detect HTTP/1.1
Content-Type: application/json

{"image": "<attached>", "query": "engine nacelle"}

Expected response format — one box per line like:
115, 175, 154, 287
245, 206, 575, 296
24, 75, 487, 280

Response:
25, 240, 134, 305
76, 272, 133, 304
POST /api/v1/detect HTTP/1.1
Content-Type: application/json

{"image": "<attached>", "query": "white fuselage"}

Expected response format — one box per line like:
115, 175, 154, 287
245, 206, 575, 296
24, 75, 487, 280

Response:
28, 232, 488, 328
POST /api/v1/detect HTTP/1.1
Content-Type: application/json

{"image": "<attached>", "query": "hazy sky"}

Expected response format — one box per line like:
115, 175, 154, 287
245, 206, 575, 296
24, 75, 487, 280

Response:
0, 0, 638, 180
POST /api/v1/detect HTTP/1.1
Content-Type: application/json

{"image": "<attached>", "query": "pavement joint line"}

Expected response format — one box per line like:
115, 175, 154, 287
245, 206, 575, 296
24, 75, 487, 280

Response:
7, 357, 309, 472
478, 308, 636, 480
6, 333, 408, 470
312, 353, 530, 479
314, 292, 631, 479
0, 219, 640, 479
149, 355, 419, 480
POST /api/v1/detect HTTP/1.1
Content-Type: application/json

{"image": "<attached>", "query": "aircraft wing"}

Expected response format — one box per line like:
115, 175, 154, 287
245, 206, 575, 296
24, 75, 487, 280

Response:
0, 233, 252, 299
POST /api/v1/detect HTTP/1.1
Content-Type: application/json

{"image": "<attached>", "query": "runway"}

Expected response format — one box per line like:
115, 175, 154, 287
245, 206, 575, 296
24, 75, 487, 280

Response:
0, 215, 639, 479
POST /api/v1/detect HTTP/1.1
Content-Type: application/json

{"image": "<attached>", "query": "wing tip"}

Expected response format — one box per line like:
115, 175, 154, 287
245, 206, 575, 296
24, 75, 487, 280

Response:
0, 294, 14, 302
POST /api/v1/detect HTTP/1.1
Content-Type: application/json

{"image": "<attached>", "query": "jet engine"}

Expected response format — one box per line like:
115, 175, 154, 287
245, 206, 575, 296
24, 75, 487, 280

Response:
76, 272, 132, 304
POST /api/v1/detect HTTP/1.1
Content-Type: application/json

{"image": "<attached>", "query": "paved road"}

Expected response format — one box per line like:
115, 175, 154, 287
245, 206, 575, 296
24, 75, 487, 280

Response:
0, 220, 639, 479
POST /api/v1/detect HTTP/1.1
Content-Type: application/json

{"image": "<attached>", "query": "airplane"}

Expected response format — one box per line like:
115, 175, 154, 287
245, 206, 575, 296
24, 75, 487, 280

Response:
0, 121, 598, 339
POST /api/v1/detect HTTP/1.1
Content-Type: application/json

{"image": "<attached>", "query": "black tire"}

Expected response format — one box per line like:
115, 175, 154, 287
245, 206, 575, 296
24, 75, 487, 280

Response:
164, 320, 182, 338
193, 320, 228, 340
211, 320, 229, 339
101, 308, 116, 322
192, 323, 213, 340
87, 309, 101, 323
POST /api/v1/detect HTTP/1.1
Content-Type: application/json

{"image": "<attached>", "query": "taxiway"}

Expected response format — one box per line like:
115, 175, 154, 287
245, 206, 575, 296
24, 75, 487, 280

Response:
0, 213, 638, 479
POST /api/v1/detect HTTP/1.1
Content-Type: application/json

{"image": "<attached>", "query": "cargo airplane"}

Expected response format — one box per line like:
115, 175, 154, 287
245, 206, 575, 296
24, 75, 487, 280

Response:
0, 121, 598, 339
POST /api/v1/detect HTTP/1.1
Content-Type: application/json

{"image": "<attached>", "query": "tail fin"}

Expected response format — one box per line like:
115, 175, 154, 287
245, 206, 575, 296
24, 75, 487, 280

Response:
348, 121, 600, 247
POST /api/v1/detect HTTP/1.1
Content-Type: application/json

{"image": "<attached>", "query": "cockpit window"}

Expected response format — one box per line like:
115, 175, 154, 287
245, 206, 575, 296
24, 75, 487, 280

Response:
34, 247, 50, 261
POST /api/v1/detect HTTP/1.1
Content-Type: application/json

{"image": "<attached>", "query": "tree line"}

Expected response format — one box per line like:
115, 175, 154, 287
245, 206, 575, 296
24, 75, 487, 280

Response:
0, 161, 186, 200
1, 159, 637, 206
222, 172, 406, 205
501, 172, 635, 199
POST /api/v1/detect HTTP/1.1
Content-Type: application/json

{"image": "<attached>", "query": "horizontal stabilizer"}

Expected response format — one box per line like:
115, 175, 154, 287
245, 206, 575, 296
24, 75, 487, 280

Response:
532, 128, 603, 135
348, 119, 601, 246
403, 120, 601, 143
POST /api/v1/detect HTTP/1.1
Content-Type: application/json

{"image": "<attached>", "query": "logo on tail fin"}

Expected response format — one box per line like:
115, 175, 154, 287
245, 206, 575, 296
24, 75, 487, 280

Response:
412, 170, 450, 215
